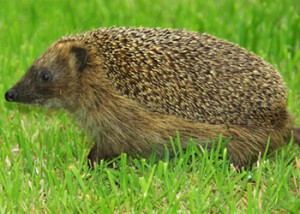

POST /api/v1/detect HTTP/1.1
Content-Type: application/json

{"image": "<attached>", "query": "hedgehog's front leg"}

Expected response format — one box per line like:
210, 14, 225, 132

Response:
87, 145, 101, 167
87, 142, 119, 168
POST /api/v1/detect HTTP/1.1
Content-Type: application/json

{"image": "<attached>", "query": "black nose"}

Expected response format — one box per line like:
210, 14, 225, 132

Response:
5, 88, 19, 102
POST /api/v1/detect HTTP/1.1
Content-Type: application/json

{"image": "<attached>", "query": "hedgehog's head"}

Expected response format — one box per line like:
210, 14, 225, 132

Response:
5, 40, 88, 109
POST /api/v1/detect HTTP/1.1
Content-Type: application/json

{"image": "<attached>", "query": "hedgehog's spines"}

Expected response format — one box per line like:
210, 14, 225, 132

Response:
67, 28, 288, 127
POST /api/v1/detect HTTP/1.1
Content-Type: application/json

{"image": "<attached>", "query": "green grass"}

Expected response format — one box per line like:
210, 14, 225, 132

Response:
0, 0, 299, 213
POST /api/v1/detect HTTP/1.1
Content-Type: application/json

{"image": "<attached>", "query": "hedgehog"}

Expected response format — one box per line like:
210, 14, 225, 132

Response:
5, 27, 300, 168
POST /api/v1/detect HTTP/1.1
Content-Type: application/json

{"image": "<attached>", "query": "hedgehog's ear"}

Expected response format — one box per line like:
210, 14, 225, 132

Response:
71, 47, 87, 71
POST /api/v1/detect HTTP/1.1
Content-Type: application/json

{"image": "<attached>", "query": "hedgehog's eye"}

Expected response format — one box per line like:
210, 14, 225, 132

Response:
40, 70, 52, 82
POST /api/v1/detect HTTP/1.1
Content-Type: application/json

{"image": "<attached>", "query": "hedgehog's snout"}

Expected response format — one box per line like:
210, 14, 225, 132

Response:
5, 88, 19, 102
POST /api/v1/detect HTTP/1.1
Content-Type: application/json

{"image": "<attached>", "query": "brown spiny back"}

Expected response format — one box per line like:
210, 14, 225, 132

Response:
58, 27, 288, 127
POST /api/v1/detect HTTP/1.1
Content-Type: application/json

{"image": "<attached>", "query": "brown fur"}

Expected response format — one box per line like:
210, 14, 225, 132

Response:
5, 27, 298, 168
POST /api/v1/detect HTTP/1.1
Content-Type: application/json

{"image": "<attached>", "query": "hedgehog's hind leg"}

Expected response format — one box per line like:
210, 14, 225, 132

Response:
293, 127, 300, 145
225, 123, 293, 168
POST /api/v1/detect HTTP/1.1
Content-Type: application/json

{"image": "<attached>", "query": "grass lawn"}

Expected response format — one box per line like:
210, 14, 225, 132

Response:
0, 0, 299, 213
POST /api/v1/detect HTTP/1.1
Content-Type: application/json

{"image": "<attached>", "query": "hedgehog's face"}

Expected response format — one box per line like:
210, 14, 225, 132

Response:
5, 42, 87, 109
